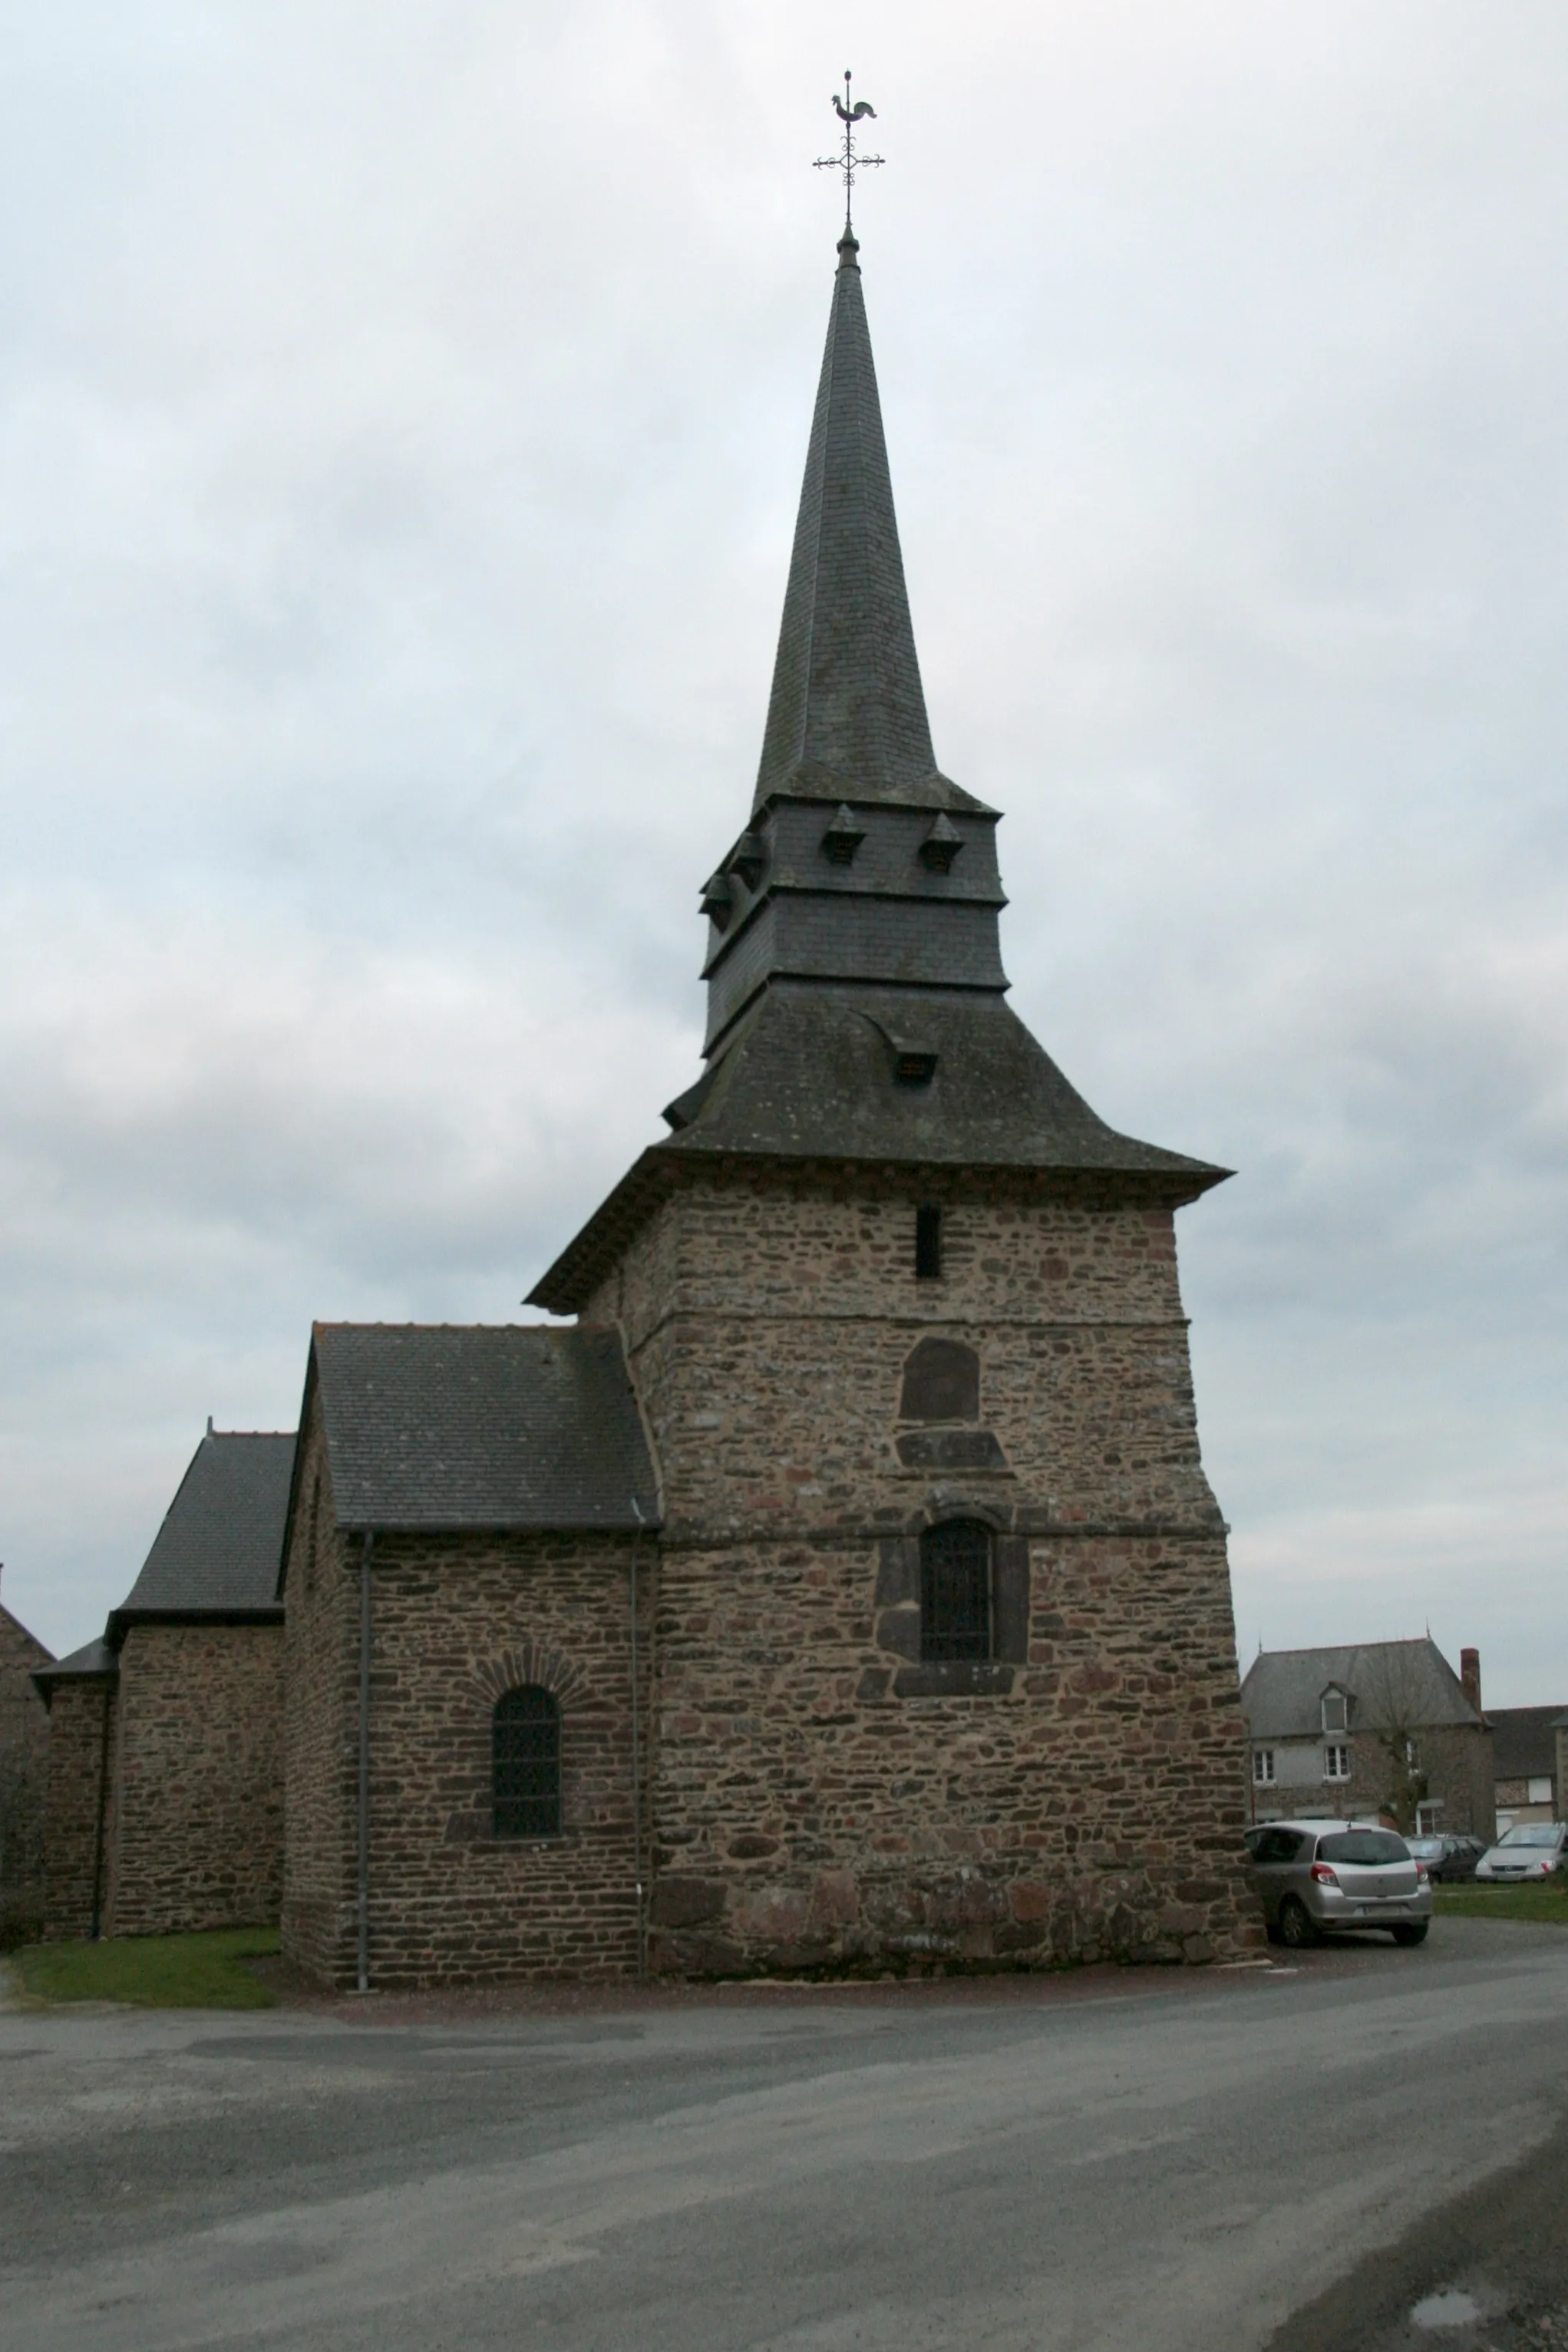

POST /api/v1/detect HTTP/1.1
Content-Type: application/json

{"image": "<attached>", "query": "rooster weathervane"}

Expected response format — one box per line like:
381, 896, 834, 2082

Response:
814, 70, 883, 232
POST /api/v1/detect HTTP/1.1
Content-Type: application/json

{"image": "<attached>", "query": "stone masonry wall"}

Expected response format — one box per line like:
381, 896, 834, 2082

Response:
281, 1371, 652, 1987
0, 1598, 52, 1942
41, 1682, 115, 1941
105, 1624, 284, 1936
584, 1168, 1261, 1971
281, 1411, 357, 1983
340, 1531, 649, 1987
1335, 1724, 1494, 1840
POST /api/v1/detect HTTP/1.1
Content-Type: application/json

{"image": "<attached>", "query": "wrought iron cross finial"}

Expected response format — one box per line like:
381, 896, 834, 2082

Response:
814, 69, 883, 233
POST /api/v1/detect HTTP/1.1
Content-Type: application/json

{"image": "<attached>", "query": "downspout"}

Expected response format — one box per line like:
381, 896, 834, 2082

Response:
630, 1502, 646, 1983
357, 1531, 375, 1994
89, 1682, 114, 1942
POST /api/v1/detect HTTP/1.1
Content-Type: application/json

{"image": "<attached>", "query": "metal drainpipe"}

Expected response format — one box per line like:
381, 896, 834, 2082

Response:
89, 1681, 114, 1942
630, 1502, 646, 1983
357, 1531, 375, 1994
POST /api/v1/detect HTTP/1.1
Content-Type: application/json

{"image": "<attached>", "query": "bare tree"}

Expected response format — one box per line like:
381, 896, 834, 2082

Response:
1355, 1646, 1432, 1835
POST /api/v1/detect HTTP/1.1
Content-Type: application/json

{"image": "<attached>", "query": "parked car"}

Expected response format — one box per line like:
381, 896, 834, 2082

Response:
1245, 1820, 1432, 1949
1474, 1823, 1568, 1882
1406, 1834, 1487, 1884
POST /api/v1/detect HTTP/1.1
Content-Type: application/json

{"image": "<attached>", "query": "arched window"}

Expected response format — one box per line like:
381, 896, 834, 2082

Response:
493, 1686, 561, 1838
919, 1521, 993, 1662
900, 1337, 980, 1424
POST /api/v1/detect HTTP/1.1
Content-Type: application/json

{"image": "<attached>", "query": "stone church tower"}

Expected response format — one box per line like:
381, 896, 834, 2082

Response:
271, 223, 1257, 1985
524, 225, 1258, 1974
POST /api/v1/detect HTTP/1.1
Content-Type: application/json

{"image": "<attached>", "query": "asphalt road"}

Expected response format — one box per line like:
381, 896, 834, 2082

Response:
2, 1918, 1566, 2352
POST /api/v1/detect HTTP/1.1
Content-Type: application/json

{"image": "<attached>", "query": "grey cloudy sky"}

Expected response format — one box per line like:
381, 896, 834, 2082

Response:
2, 2, 1565, 1703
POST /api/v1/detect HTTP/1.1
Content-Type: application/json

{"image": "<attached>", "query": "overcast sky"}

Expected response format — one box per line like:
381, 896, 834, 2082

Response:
2, 2, 1565, 1703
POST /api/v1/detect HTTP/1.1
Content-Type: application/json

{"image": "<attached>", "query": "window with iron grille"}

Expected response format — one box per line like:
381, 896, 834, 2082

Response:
919, 1520, 992, 1660
493, 1685, 562, 1838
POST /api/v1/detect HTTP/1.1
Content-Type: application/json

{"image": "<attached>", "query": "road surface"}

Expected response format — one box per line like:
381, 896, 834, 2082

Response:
3, 1918, 1565, 2350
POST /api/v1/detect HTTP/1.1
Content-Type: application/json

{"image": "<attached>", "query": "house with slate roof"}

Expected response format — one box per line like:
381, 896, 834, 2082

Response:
270, 218, 1259, 1987
1488, 1704, 1568, 1834
33, 1427, 292, 1938
1240, 1639, 1494, 1838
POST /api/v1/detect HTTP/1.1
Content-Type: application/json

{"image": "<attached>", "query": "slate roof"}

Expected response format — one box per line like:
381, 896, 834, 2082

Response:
309, 1324, 659, 1532
110, 1431, 294, 1627
1240, 1640, 1484, 1739
1487, 1706, 1567, 1782
754, 230, 976, 815
530, 986, 1225, 1313
32, 1636, 117, 1702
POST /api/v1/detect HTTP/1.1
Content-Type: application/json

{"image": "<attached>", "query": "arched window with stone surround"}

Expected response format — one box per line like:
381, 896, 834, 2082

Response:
899, 1337, 980, 1424
919, 1520, 993, 1662
492, 1685, 562, 1838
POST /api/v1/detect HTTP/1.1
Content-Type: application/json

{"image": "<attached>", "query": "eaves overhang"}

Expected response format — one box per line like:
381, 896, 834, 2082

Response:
527, 1140, 1226, 1318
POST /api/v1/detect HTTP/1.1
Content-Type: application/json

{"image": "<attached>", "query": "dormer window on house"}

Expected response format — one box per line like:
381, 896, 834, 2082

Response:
1321, 1690, 1348, 1733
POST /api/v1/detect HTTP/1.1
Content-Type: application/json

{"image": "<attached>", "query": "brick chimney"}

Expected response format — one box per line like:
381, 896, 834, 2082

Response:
1461, 1647, 1482, 1714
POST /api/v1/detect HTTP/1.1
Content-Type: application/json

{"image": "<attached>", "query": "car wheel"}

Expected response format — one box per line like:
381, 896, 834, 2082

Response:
1392, 1923, 1428, 1947
1277, 1897, 1317, 1950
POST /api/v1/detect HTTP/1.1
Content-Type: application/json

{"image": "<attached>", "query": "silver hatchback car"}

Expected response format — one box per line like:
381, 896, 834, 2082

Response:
1474, 1822, 1568, 1882
1246, 1820, 1433, 1950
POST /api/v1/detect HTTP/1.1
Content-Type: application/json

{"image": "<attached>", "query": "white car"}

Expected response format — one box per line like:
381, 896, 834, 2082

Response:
1474, 1822, 1567, 1881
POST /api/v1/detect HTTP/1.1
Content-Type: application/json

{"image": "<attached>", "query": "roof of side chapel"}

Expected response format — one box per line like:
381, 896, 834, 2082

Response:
111, 1429, 295, 1625
309, 1323, 659, 1533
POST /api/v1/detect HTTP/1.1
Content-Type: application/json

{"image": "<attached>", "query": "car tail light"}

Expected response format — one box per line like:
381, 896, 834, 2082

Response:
1415, 1864, 1429, 1882
1310, 1862, 1339, 1886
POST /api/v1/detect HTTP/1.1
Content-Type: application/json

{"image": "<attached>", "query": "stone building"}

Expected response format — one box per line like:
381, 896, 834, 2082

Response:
0, 1572, 52, 1945
1488, 1703, 1568, 1835
34, 1426, 292, 1939
276, 222, 1259, 1985
1241, 1638, 1494, 1838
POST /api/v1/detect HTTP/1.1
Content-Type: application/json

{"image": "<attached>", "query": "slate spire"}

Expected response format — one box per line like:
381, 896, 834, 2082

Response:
754, 229, 942, 808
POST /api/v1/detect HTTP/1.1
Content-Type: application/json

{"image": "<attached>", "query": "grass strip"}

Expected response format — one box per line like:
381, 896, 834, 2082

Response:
1433, 1884, 1568, 1925
13, 1926, 280, 2008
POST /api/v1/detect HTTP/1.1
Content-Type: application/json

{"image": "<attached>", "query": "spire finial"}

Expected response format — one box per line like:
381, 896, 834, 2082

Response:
814, 69, 883, 237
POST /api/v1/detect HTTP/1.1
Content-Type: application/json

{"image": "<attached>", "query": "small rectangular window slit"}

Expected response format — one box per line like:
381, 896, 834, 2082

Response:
914, 1204, 942, 1280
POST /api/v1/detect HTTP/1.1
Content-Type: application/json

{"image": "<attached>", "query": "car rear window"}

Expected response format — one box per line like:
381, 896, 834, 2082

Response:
1406, 1839, 1443, 1858
1499, 1825, 1562, 1848
1317, 1831, 1410, 1865
1254, 1828, 1307, 1862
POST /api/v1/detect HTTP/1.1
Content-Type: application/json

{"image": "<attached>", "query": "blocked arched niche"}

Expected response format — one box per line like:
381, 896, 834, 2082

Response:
898, 1336, 980, 1424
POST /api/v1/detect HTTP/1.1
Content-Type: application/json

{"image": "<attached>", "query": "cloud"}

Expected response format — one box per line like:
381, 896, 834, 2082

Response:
2, 2, 1566, 1703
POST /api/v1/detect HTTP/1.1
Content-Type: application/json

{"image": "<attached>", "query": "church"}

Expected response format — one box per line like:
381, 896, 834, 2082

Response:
37, 217, 1259, 1983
